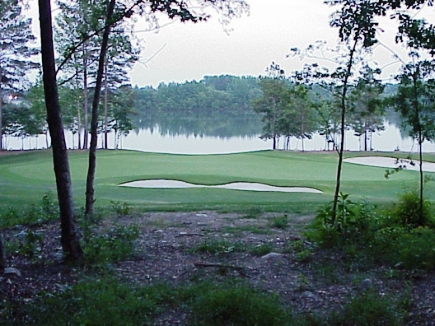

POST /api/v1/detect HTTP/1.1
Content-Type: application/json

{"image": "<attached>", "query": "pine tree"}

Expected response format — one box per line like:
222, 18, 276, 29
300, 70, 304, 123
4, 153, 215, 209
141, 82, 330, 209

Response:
0, 0, 39, 151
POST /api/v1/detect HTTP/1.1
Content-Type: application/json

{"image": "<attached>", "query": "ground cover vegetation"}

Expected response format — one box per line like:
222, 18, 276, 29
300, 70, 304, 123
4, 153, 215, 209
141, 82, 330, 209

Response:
1, 0, 435, 324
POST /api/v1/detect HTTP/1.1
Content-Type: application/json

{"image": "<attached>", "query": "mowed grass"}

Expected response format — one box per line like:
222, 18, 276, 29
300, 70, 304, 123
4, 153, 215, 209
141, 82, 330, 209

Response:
0, 149, 434, 213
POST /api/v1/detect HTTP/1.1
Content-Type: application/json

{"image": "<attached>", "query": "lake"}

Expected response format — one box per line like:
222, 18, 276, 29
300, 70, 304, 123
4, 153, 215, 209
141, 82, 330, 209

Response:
4, 122, 435, 154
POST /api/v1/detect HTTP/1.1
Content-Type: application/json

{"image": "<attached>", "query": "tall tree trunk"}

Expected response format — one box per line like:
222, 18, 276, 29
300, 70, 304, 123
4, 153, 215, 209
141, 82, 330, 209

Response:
77, 106, 82, 150
104, 59, 109, 149
83, 44, 89, 150
413, 72, 424, 223
0, 81, 3, 151
85, 0, 116, 216
38, 0, 83, 261
364, 130, 368, 151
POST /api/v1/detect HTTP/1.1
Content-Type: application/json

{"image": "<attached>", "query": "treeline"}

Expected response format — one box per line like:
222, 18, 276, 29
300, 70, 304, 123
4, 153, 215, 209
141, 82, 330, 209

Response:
133, 75, 263, 138
2, 83, 135, 150
3, 74, 405, 150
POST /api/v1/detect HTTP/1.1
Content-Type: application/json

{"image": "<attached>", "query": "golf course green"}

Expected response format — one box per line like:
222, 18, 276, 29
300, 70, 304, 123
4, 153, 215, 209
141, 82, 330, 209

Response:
0, 149, 434, 213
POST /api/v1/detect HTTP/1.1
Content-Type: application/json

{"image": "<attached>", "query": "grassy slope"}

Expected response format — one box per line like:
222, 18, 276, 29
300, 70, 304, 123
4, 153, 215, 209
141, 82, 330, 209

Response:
0, 149, 434, 212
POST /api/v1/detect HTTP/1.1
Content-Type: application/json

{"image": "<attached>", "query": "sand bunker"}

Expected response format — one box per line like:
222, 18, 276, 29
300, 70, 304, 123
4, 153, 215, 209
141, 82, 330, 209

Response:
121, 180, 323, 194
344, 156, 435, 172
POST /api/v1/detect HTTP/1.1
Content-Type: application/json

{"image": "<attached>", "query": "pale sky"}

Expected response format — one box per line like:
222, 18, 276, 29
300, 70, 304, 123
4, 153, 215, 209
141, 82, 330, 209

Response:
26, 0, 434, 88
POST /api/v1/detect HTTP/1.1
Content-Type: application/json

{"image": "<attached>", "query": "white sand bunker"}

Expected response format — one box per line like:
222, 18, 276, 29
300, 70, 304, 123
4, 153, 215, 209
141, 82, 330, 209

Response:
120, 180, 323, 194
344, 156, 435, 172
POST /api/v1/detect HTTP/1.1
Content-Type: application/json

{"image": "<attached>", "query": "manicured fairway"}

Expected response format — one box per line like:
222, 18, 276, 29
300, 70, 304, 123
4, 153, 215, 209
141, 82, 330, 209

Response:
0, 149, 434, 212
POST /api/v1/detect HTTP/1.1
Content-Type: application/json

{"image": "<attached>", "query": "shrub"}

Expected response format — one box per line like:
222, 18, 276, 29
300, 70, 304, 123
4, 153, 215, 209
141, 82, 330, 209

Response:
392, 189, 433, 227
307, 194, 376, 248
110, 200, 130, 217
270, 214, 289, 229
369, 226, 435, 270
243, 206, 264, 219
328, 291, 402, 326
83, 225, 139, 265
20, 278, 170, 326
189, 282, 291, 326
0, 191, 59, 228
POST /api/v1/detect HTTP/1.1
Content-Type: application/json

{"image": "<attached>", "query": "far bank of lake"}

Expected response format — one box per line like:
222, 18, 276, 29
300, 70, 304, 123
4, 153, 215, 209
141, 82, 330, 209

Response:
4, 122, 435, 154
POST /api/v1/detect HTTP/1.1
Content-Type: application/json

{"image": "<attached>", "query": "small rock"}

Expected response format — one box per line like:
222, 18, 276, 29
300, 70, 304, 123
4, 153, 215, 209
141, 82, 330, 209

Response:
261, 252, 282, 259
196, 213, 207, 217
303, 291, 318, 299
360, 278, 373, 291
4, 267, 21, 277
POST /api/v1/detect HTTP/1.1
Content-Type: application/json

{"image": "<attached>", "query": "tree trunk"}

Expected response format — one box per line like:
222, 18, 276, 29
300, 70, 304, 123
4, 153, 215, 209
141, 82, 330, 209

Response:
0, 83, 3, 151
364, 130, 368, 151
104, 59, 109, 149
38, 0, 83, 261
413, 73, 424, 223
83, 44, 89, 150
85, 0, 116, 216
331, 38, 359, 221
0, 231, 5, 272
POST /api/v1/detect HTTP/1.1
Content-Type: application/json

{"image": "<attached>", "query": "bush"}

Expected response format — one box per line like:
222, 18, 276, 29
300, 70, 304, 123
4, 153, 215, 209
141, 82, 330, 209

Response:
392, 189, 433, 227
328, 291, 402, 326
307, 195, 377, 249
270, 214, 289, 229
0, 191, 59, 228
83, 225, 139, 265
243, 206, 264, 219
368, 226, 435, 270
189, 282, 291, 326
19, 278, 170, 326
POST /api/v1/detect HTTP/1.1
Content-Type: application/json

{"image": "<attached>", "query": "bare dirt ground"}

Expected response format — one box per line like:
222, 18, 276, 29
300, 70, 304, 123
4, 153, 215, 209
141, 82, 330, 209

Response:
2, 211, 435, 325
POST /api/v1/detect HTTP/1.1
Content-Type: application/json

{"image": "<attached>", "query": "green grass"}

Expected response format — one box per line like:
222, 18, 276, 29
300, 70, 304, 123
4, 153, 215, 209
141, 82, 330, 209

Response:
0, 149, 434, 213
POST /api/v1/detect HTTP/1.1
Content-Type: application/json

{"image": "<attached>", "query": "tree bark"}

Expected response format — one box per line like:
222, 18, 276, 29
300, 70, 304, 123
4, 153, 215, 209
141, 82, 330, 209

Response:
38, 0, 83, 261
104, 59, 109, 149
83, 45, 89, 150
0, 79, 3, 151
85, 0, 116, 216
0, 230, 5, 272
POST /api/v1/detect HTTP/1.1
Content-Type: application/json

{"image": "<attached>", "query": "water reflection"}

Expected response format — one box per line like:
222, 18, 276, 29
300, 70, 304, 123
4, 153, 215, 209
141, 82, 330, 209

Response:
4, 123, 435, 154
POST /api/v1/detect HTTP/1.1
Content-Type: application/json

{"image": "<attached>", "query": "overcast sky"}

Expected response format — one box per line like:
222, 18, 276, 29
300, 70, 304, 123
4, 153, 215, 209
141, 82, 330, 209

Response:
26, 0, 434, 88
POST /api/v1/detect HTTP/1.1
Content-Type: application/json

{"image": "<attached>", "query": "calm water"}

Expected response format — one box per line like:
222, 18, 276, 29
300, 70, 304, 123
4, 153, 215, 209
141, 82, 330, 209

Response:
4, 122, 435, 154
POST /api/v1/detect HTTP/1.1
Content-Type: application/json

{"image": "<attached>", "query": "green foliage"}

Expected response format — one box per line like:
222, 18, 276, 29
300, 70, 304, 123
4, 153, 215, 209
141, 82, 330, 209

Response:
242, 206, 264, 219
110, 200, 131, 217
83, 225, 139, 265
370, 226, 435, 270
0, 191, 58, 227
308, 190, 435, 270
18, 229, 44, 264
308, 193, 372, 248
270, 214, 289, 229
392, 189, 433, 227
286, 240, 313, 263
328, 291, 402, 326
192, 239, 246, 255
189, 282, 291, 326
249, 243, 273, 256
18, 278, 171, 326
